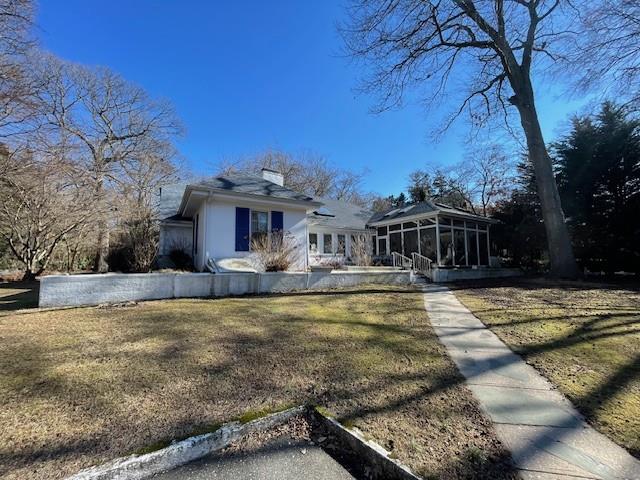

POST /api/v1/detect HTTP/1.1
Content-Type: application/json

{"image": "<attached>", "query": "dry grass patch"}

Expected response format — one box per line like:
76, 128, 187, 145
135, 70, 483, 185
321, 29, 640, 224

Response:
1, 285, 515, 479
453, 278, 640, 459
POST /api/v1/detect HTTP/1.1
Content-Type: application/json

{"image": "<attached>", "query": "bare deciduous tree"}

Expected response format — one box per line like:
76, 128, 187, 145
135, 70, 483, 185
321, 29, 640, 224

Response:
34, 54, 182, 272
0, 0, 38, 139
0, 150, 92, 280
218, 149, 368, 204
574, 0, 640, 108
452, 146, 515, 216
342, 0, 579, 277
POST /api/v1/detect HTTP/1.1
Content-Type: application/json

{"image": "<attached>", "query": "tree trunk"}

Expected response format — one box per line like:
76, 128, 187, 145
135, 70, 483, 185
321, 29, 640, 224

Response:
22, 269, 36, 282
93, 175, 109, 273
94, 217, 109, 273
515, 96, 579, 278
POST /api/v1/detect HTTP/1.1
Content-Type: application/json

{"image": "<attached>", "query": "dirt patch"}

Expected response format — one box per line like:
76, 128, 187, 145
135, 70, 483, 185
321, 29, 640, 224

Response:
0, 285, 516, 479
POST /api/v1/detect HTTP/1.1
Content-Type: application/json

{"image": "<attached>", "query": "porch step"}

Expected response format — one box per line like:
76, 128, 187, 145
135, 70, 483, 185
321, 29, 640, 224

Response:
412, 273, 431, 285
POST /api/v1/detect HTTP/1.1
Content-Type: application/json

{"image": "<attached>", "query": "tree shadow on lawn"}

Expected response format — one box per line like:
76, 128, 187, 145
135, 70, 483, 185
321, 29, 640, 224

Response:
449, 275, 640, 293
8, 285, 638, 479
0, 290, 518, 480
0, 281, 39, 312
452, 283, 640, 462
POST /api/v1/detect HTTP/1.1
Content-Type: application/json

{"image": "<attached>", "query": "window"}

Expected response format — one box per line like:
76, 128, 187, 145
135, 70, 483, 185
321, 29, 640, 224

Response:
337, 234, 346, 254
420, 227, 437, 262
323, 234, 333, 254
403, 230, 418, 256
402, 221, 417, 229
389, 223, 401, 231
419, 218, 436, 226
439, 227, 453, 266
454, 229, 466, 265
378, 237, 387, 255
390, 232, 402, 253
438, 216, 451, 226
377, 226, 387, 236
453, 219, 465, 228
309, 233, 318, 253
478, 223, 488, 231
479, 231, 489, 264
467, 230, 478, 265
251, 211, 269, 244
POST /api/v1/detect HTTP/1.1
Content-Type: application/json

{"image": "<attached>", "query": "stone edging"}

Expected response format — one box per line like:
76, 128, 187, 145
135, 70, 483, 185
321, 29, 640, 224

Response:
65, 405, 423, 480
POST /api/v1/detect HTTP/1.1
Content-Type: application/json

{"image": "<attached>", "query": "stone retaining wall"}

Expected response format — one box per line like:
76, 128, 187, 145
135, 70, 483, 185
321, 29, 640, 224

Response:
39, 271, 412, 308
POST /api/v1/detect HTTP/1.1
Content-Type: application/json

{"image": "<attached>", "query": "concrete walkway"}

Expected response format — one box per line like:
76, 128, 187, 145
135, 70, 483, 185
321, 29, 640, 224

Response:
423, 285, 640, 480
151, 436, 355, 480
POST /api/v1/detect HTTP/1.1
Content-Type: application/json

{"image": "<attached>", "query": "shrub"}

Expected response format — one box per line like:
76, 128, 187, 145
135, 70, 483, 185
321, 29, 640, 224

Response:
350, 234, 372, 266
107, 212, 158, 273
126, 213, 158, 272
250, 231, 298, 272
169, 248, 193, 271
320, 256, 345, 270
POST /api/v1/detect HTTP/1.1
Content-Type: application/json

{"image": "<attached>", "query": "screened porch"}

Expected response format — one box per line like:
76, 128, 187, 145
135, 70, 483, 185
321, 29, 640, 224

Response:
371, 214, 493, 268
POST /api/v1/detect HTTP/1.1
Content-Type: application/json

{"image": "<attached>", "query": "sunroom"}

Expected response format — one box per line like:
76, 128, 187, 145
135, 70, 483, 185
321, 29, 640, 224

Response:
368, 201, 495, 269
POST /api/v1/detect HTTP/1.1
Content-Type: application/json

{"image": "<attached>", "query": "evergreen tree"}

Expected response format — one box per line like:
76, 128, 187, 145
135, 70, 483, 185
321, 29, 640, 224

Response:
554, 102, 640, 272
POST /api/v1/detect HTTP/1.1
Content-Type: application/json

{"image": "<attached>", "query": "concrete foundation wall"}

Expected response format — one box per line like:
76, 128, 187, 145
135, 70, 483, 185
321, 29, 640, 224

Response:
39, 271, 412, 308
430, 267, 522, 283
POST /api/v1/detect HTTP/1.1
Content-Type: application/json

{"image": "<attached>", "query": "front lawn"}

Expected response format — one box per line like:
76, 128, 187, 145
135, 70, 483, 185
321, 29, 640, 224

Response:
453, 278, 640, 459
0, 285, 515, 480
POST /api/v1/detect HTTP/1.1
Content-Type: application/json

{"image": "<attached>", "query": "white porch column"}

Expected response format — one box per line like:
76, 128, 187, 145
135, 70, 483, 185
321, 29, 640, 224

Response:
464, 222, 469, 266
487, 226, 491, 267
435, 215, 441, 266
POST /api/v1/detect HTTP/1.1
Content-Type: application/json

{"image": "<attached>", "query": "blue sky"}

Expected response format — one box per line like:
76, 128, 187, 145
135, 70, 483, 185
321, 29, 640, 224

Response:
37, 1, 586, 196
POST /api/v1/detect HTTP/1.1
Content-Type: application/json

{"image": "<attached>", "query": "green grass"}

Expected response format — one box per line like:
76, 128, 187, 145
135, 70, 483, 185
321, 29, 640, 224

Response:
454, 278, 640, 458
0, 285, 516, 480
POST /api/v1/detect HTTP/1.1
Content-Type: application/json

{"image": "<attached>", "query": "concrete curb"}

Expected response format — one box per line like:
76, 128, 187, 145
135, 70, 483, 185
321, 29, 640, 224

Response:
65, 406, 305, 480
66, 405, 423, 480
311, 408, 422, 480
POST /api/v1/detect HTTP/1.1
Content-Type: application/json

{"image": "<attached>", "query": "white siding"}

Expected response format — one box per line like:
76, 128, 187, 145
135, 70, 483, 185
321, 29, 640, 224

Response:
194, 202, 207, 271
307, 226, 372, 266
159, 222, 193, 256
199, 198, 308, 271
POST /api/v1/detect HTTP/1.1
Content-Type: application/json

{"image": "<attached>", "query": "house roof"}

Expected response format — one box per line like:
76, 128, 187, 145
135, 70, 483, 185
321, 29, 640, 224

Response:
159, 182, 189, 221
191, 174, 315, 203
159, 175, 320, 221
308, 197, 373, 231
368, 200, 494, 224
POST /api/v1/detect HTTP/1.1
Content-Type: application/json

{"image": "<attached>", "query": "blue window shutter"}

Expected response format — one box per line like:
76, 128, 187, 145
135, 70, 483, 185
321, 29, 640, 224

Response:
235, 207, 250, 251
271, 211, 283, 233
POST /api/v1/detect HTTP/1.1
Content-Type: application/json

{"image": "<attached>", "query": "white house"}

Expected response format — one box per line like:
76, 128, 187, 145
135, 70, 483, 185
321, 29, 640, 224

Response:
158, 168, 499, 276
159, 169, 372, 272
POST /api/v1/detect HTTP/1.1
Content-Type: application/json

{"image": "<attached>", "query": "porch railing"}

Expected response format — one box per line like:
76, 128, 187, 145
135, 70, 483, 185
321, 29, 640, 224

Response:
411, 252, 433, 280
391, 251, 413, 270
